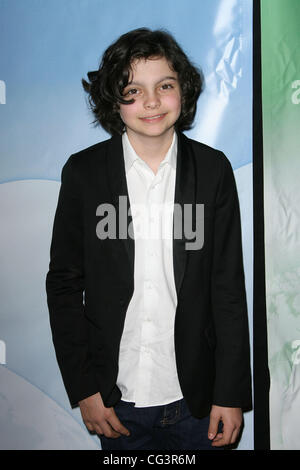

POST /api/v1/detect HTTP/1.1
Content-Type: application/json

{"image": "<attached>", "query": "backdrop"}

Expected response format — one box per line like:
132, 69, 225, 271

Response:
0, 0, 253, 450
261, 0, 300, 450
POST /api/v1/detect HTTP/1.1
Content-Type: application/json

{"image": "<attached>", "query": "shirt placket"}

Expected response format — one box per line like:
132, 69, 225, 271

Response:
135, 166, 163, 404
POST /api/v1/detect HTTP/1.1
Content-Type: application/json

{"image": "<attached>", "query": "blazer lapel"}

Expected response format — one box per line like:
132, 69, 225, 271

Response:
106, 134, 135, 278
173, 132, 196, 297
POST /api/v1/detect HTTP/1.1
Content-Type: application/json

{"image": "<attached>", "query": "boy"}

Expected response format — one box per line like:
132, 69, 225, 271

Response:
46, 28, 252, 450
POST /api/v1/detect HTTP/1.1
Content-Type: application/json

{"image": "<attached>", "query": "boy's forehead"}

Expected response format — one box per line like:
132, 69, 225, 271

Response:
128, 56, 176, 81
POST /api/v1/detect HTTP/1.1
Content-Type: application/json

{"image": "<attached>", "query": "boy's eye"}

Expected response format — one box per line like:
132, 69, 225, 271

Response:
160, 83, 174, 90
125, 88, 139, 96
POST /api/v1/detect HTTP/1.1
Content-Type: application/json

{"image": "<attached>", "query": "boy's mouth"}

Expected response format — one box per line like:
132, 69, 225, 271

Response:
139, 113, 167, 122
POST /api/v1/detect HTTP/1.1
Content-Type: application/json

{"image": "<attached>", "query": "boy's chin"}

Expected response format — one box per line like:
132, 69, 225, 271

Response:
127, 125, 176, 140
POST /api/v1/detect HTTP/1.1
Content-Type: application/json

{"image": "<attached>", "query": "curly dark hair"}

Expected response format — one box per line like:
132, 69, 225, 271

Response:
82, 28, 204, 136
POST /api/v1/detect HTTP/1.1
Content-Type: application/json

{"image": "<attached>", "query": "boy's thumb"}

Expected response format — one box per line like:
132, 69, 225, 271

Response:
208, 415, 218, 440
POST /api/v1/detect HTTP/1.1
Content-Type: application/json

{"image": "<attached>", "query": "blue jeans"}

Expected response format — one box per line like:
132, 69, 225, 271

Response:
99, 397, 223, 450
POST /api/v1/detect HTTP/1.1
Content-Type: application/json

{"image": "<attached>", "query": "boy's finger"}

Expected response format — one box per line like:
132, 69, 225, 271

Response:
109, 410, 130, 436
230, 427, 240, 444
212, 432, 223, 442
212, 425, 233, 447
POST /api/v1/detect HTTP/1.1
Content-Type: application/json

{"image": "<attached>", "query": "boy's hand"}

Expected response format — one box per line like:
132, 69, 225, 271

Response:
79, 392, 130, 439
208, 405, 242, 447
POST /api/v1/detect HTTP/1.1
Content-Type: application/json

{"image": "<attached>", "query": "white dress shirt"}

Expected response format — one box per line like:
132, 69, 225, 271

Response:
115, 131, 183, 407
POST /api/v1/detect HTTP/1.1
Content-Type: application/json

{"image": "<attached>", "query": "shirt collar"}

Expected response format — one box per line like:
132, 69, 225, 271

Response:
122, 131, 177, 174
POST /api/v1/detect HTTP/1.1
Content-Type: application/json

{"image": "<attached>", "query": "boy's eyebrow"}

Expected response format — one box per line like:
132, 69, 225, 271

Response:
127, 76, 178, 86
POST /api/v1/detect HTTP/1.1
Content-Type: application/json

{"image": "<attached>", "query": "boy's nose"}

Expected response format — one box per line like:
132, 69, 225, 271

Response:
144, 91, 160, 109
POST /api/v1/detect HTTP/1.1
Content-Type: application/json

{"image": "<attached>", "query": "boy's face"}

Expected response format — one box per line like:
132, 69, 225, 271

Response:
119, 56, 181, 141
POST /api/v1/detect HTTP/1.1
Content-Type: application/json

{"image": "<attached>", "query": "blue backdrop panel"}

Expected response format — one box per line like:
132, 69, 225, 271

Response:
0, 0, 253, 449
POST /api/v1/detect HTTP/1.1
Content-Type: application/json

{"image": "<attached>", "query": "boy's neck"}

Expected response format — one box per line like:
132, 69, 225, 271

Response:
125, 128, 175, 175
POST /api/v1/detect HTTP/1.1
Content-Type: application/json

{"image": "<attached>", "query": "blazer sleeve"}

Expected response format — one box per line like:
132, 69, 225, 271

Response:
211, 152, 252, 410
46, 155, 99, 408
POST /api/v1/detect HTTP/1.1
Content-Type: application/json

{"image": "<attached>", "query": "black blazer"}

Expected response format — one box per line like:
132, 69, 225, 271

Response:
46, 132, 252, 418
